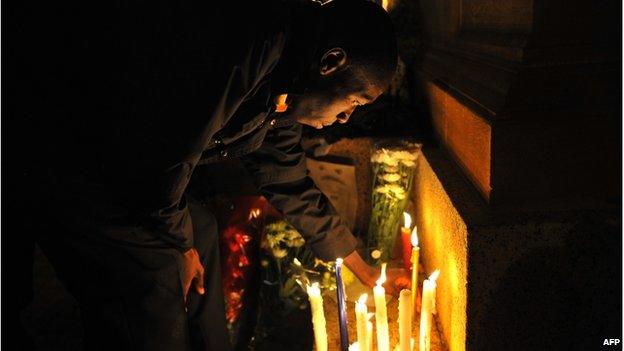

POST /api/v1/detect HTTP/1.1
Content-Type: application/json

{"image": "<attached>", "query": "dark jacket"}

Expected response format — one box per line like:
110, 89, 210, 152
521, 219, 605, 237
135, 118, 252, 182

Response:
26, 0, 356, 261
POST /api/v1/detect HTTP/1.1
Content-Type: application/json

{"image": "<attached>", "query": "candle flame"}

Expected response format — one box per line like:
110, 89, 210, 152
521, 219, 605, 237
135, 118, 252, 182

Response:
376, 262, 387, 286
306, 282, 320, 296
429, 269, 440, 282
336, 257, 343, 266
403, 212, 412, 229
410, 227, 419, 247
358, 293, 368, 304
293, 258, 301, 266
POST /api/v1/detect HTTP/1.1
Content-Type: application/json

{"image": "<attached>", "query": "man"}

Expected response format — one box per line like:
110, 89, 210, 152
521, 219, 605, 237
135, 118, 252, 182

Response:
12, 0, 404, 349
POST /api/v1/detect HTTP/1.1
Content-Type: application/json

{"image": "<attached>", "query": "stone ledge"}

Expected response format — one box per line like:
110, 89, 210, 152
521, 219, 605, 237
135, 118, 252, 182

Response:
413, 145, 621, 351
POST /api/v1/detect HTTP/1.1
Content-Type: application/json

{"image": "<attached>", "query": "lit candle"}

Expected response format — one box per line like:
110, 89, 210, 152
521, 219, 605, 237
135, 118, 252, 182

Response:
398, 289, 412, 351
367, 321, 373, 351
355, 294, 369, 351
373, 263, 390, 351
306, 283, 328, 351
400, 212, 412, 270
335, 258, 350, 351
419, 270, 440, 351
410, 227, 420, 320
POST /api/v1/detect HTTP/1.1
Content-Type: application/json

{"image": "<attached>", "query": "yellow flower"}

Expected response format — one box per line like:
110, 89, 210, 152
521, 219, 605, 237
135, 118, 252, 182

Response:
388, 185, 407, 200
400, 159, 416, 168
370, 152, 383, 163
266, 232, 285, 249
375, 185, 390, 194
272, 248, 288, 259
322, 271, 332, 287
341, 265, 357, 286
382, 173, 401, 182
283, 229, 306, 248
388, 184, 405, 193
392, 150, 417, 161
382, 155, 399, 167
288, 237, 305, 248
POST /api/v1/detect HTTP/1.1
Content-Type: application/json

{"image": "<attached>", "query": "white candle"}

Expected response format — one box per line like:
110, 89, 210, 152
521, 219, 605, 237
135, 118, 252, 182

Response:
306, 282, 328, 351
374, 263, 390, 351
398, 289, 412, 351
419, 270, 440, 351
355, 294, 369, 351
367, 321, 373, 351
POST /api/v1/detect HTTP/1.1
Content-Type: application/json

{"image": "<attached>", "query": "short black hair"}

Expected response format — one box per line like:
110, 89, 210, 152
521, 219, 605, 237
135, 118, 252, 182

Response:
318, 0, 398, 87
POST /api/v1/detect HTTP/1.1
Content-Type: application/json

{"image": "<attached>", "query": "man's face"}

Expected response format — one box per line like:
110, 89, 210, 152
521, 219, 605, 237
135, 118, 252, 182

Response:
287, 75, 384, 129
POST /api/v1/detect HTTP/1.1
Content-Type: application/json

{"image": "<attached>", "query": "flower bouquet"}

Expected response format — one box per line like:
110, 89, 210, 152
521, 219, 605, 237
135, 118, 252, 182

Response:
366, 141, 421, 263
251, 220, 336, 350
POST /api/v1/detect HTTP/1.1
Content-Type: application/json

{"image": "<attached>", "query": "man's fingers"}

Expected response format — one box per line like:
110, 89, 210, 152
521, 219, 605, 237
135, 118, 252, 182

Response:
194, 262, 205, 295
182, 248, 205, 299
183, 279, 192, 302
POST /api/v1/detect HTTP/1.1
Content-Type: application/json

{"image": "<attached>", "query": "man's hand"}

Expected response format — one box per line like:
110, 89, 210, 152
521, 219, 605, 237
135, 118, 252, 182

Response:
385, 267, 411, 296
181, 248, 205, 300
343, 250, 410, 296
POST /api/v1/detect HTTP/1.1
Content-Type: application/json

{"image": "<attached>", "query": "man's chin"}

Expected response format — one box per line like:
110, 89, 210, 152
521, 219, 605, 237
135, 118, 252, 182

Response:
296, 117, 336, 129
297, 119, 325, 129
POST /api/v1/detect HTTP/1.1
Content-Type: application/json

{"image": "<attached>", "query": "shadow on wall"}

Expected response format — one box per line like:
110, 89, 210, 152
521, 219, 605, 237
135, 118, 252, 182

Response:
476, 213, 622, 351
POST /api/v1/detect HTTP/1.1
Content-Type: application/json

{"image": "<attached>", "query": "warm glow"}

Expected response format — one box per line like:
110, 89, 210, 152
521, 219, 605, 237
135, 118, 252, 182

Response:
248, 207, 261, 220
274, 94, 289, 113
403, 212, 412, 229
411, 227, 419, 247
382, 0, 390, 11
293, 258, 301, 266
358, 293, 368, 305
348, 342, 360, 351
276, 94, 288, 106
336, 257, 343, 266
429, 269, 440, 283
413, 153, 468, 351
376, 262, 387, 286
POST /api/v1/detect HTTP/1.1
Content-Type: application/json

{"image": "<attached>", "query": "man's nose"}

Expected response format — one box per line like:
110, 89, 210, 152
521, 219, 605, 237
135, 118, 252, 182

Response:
337, 107, 356, 124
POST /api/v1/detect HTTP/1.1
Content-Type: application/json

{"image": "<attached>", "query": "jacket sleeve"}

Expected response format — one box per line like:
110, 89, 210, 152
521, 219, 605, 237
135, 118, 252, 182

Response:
127, 159, 197, 251
241, 122, 358, 261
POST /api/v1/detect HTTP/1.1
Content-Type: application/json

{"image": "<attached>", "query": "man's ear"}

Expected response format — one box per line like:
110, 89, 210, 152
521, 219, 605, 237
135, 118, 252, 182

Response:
319, 48, 347, 76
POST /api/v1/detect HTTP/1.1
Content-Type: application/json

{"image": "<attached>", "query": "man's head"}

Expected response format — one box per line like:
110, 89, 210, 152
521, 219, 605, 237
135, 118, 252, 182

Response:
285, 0, 398, 129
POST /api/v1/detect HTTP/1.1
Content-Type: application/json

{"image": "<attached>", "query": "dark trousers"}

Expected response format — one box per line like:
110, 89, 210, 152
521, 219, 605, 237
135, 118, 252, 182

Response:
36, 198, 231, 351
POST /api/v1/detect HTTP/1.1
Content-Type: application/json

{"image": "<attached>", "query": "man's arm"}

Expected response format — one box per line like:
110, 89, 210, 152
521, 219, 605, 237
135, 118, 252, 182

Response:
241, 122, 382, 286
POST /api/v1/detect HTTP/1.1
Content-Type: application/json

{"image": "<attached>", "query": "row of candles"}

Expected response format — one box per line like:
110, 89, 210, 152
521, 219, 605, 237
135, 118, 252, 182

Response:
307, 213, 440, 351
